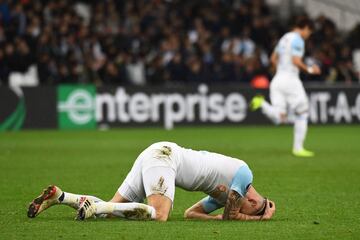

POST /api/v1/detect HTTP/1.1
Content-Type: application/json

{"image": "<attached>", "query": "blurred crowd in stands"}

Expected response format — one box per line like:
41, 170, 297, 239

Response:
0, 0, 359, 87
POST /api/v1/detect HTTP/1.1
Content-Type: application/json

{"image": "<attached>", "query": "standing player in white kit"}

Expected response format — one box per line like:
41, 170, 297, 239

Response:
28, 141, 276, 221
250, 18, 321, 157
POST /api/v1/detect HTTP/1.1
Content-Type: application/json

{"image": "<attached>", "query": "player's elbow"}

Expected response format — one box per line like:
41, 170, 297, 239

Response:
292, 56, 301, 66
222, 215, 235, 220
270, 60, 277, 67
270, 57, 277, 66
270, 53, 278, 66
184, 208, 193, 219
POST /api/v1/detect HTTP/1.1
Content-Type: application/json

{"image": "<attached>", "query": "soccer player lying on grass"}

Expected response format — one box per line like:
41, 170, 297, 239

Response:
28, 142, 276, 221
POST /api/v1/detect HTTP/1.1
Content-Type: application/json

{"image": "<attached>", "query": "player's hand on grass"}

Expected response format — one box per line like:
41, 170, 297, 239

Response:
261, 200, 276, 220
214, 214, 223, 220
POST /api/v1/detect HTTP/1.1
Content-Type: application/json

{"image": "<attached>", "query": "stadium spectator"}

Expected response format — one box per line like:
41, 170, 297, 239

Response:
0, 0, 358, 86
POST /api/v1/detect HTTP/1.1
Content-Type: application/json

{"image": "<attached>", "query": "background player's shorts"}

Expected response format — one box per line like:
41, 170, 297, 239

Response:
270, 74, 309, 114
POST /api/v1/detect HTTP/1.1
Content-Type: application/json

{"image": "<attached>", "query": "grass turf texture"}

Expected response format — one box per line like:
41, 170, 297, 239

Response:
0, 126, 359, 240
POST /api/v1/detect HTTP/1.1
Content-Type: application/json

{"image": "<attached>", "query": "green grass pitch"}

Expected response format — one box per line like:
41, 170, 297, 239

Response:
1, 126, 359, 239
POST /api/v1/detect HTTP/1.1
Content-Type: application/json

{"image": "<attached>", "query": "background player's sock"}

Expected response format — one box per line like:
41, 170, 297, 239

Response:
261, 101, 282, 124
60, 192, 104, 209
95, 202, 156, 220
293, 112, 308, 151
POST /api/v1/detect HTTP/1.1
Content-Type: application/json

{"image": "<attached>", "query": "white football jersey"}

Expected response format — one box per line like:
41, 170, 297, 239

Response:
142, 142, 247, 194
120, 142, 250, 204
275, 31, 305, 77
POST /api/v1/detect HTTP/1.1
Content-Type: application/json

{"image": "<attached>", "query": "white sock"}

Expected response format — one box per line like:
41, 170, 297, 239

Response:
60, 192, 104, 209
261, 101, 282, 124
95, 202, 156, 220
293, 112, 308, 151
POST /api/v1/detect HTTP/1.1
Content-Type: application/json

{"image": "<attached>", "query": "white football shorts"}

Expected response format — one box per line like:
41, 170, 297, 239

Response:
118, 143, 177, 203
270, 73, 309, 114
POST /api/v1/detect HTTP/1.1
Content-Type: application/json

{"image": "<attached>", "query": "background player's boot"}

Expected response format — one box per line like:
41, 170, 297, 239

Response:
250, 95, 265, 111
27, 185, 63, 218
76, 198, 96, 220
292, 148, 315, 157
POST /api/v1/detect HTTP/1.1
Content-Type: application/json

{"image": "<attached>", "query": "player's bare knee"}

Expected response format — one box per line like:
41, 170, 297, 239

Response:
154, 212, 168, 221
151, 204, 170, 221
147, 194, 172, 221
